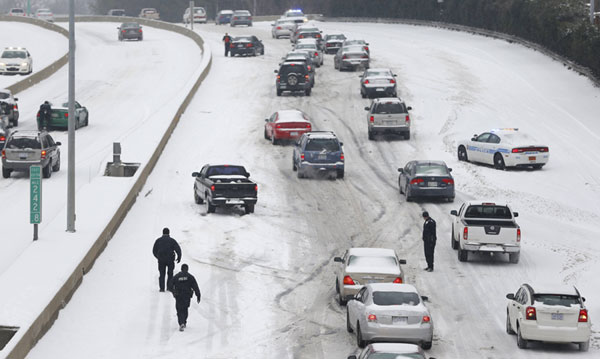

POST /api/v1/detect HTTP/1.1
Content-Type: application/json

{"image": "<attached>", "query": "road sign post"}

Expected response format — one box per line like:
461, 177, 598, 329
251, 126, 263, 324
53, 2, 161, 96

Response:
30, 165, 42, 241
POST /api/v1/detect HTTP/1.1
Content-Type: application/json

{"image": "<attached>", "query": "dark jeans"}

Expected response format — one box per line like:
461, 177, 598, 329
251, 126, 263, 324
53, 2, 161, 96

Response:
424, 239, 436, 269
175, 295, 191, 325
224, 44, 230, 56
158, 260, 175, 291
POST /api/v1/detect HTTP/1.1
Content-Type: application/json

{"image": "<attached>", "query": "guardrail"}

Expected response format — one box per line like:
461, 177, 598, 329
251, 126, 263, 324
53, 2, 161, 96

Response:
0, 16, 69, 95
318, 16, 600, 87
4, 16, 212, 359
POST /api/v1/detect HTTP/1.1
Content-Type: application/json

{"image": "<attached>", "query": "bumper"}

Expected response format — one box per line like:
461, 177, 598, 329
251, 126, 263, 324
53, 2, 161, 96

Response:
273, 129, 310, 140
363, 322, 433, 344
521, 321, 591, 343
407, 185, 454, 199
277, 83, 310, 93
504, 154, 549, 167
2, 159, 46, 171
363, 85, 396, 97
369, 124, 409, 135
231, 20, 252, 26
298, 161, 344, 174
0, 66, 29, 74
211, 197, 257, 206
38, 118, 68, 129
121, 34, 142, 39
341, 59, 369, 69
230, 48, 255, 55
462, 242, 520, 253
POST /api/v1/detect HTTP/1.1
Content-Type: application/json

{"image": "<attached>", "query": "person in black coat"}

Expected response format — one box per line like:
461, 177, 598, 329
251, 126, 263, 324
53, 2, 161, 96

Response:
422, 211, 437, 272
152, 227, 182, 292
222, 33, 232, 56
171, 264, 201, 331
39, 101, 52, 130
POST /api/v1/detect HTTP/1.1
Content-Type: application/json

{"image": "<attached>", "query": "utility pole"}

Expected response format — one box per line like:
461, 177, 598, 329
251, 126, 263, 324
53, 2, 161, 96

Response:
189, 1, 194, 30
253, 0, 257, 16
591, 0, 596, 24
67, 0, 76, 232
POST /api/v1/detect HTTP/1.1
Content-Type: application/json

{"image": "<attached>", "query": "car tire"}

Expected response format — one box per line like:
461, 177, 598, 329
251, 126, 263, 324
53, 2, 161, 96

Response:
276, 89, 282, 96
346, 310, 353, 331
458, 146, 468, 162
392, 92, 397, 97
194, 190, 203, 204
506, 311, 515, 335
579, 339, 590, 352
206, 198, 216, 213
337, 169, 344, 179
42, 163, 52, 178
261, 48, 264, 55
356, 323, 367, 348
271, 134, 278, 145
532, 164, 544, 170
305, 88, 311, 96
85, 113, 89, 126
406, 188, 413, 202
509, 252, 520, 264
244, 204, 254, 214
264, 128, 269, 140
52, 157, 60, 172
292, 158, 297, 171
448, 197, 454, 203
404, 131, 410, 140
368, 130, 374, 141
451, 228, 459, 250
11, 118, 18, 127
361, 91, 366, 99
458, 248, 468, 262
2, 167, 11, 178
334, 61, 339, 70
517, 325, 528, 349
494, 153, 506, 170
297, 168, 303, 178
421, 341, 432, 350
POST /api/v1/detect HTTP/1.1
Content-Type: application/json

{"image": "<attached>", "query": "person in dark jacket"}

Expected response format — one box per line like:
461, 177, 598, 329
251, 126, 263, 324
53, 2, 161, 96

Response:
171, 263, 201, 331
39, 101, 52, 130
422, 211, 437, 272
152, 227, 182, 292
222, 33, 232, 56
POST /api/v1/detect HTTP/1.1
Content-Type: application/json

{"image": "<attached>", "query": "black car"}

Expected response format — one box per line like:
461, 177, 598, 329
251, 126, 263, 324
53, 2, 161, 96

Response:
118, 22, 143, 41
275, 62, 311, 96
229, 35, 264, 56
398, 160, 455, 202
192, 164, 258, 214
283, 51, 315, 87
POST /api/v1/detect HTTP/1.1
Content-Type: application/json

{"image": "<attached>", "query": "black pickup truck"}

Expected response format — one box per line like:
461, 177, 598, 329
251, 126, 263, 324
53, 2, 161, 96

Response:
192, 164, 258, 214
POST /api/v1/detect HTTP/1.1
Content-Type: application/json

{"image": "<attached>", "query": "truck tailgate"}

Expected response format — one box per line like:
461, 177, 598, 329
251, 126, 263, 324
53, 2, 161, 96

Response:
463, 220, 519, 245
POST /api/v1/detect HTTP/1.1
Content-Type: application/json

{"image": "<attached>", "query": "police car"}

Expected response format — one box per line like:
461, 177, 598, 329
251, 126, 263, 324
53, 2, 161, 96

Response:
457, 129, 549, 170
0, 47, 33, 75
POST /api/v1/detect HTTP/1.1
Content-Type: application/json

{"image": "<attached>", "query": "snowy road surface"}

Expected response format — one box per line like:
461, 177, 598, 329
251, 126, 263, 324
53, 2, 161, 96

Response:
27, 21, 600, 358
0, 21, 66, 89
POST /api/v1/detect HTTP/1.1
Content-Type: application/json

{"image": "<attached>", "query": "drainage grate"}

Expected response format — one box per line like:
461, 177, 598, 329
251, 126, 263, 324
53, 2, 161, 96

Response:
0, 326, 19, 351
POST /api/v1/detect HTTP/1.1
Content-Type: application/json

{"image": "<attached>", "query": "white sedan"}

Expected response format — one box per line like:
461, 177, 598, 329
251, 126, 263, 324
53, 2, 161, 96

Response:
457, 128, 549, 170
346, 283, 433, 349
0, 47, 33, 75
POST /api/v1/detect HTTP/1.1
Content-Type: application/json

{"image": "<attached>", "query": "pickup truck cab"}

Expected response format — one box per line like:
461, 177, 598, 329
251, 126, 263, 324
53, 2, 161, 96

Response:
192, 164, 258, 214
450, 201, 521, 263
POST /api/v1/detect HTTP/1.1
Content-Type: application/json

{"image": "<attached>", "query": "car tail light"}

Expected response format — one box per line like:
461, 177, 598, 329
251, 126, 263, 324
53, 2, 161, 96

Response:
1, 150, 5, 159
362, 55, 368, 58
300, 153, 305, 160
121, 30, 125, 33
13, 104, 18, 110
139, 29, 143, 33
276, 75, 280, 82
343, 275, 355, 285
539, 147, 549, 152
512, 148, 524, 153
579, 309, 588, 322
342, 55, 347, 59
230, 44, 234, 48
410, 178, 424, 185
340, 153, 344, 161
463, 227, 468, 240
276, 124, 281, 128
369, 116, 374, 123
390, 79, 396, 84
305, 75, 309, 80
210, 185, 215, 191
314, 52, 318, 57
290, 63, 295, 66
276, 26, 282, 30
316, 34, 321, 38
422, 315, 431, 323
364, 79, 370, 84
246, 43, 253, 48
405, 115, 410, 123
364, 46, 369, 52
233, 16, 238, 20
517, 228, 521, 242
41, 150, 47, 159
442, 178, 454, 185
299, 35, 304, 38
254, 185, 258, 192
367, 314, 377, 322
249, 16, 252, 20
393, 277, 402, 283
0, 135, 4, 141
526, 307, 536, 320
64, 113, 68, 118
307, 65, 311, 71
37, 111, 40, 117
306, 124, 311, 128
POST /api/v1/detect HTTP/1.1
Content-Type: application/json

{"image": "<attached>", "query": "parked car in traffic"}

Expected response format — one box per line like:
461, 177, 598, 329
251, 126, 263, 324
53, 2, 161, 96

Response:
107, 9, 126, 16
0, 47, 33, 75
347, 283, 434, 349
230, 10, 252, 27
398, 160, 455, 202
344, 39, 370, 55
292, 131, 344, 178
324, 33, 347, 54
271, 18, 295, 38
8, 8, 26, 16
365, 97, 411, 140
215, 10, 233, 24
117, 22, 143, 41
347, 343, 433, 359
275, 61, 312, 96
35, 8, 54, 22
1, 130, 61, 178
334, 45, 369, 71
360, 68, 397, 98
282, 52, 315, 87
139, 8, 159, 20
0, 89, 19, 127
334, 247, 406, 305
229, 36, 264, 57
264, 110, 312, 145
36, 101, 89, 130
192, 164, 258, 214
183, 7, 207, 23
294, 40, 323, 67
506, 284, 591, 351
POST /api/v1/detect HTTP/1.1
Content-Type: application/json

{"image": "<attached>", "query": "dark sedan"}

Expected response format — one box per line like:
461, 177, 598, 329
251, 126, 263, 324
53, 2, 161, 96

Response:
360, 68, 397, 98
118, 22, 143, 41
230, 35, 264, 56
324, 33, 346, 54
398, 160, 455, 202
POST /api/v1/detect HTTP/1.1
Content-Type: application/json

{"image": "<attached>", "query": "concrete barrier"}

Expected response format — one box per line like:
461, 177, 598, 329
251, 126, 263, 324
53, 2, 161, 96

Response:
5, 16, 212, 359
0, 16, 69, 95
318, 16, 600, 87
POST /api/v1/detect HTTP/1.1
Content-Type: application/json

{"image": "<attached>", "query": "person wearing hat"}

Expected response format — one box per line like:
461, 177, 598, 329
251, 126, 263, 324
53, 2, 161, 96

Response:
422, 211, 437, 272
152, 227, 182, 292
222, 32, 232, 56
38, 101, 52, 130
171, 264, 201, 332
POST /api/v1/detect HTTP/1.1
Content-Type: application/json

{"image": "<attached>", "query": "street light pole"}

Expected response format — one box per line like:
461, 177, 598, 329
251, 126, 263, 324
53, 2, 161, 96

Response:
67, 0, 76, 232
592, 0, 596, 24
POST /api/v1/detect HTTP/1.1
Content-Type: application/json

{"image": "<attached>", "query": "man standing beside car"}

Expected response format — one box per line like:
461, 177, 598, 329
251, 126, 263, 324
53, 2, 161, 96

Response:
38, 101, 52, 130
422, 211, 437, 272
152, 227, 182, 292
222, 33, 232, 56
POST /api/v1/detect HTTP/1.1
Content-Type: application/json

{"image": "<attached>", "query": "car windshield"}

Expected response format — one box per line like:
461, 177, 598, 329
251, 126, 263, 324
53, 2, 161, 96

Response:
305, 139, 339, 152
373, 291, 420, 306
11, 9, 24, 13
194, 8, 205, 14
346, 40, 366, 45
329, 35, 345, 40
286, 11, 304, 17
347, 255, 397, 267
122, 23, 139, 28
233, 37, 252, 42
464, 205, 512, 219
280, 64, 306, 75
344, 46, 365, 53
367, 354, 425, 359
1, 51, 26, 59
234, 11, 250, 16
143, 9, 156, 13
366, 70, 391, 77
111, 10, 125, 15
8, 137, 40, 149
296, 44, 316, 50
0, 93, 9, 100
373, 102, 406, 114
533, 294, 580, 306
414, 164, 448, 176
207, 166, 247, 176
299, 27, 318, 33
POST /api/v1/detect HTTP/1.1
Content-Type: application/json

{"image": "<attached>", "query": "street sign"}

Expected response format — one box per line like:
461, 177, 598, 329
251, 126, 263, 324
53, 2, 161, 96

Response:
30, 165, 42, 224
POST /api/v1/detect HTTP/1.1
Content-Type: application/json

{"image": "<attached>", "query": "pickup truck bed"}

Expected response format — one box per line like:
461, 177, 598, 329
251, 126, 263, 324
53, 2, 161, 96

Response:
192, 165, 258, 214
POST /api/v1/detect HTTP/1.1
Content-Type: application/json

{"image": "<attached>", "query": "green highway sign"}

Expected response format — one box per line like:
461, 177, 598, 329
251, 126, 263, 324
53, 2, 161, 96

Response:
30, 166, 42, 224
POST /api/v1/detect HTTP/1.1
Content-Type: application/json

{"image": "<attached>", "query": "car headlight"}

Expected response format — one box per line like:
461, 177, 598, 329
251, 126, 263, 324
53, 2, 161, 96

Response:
21, 63, 28, 67
0, 63, 5, 66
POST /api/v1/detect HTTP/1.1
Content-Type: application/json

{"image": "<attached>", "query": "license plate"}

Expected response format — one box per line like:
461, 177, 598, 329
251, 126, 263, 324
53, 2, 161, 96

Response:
237, 44, 243, 48
290, 132, 298, 136
19, 154, 28, 159
528, 156, 536, 161
551, 313, 563, 320
376, 88, 384, 91
318, 154, 327, 160
427, 182, 438, 187
392, 316, 407, 324
226, 199, 243, 204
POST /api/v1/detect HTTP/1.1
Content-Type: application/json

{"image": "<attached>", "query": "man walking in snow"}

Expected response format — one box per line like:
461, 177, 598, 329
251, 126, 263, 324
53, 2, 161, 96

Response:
422, 211, 437, 272
152, 227, 182, 292
222, 32, 232, 56
171, 264, 201, 331
38, 101, 52, 130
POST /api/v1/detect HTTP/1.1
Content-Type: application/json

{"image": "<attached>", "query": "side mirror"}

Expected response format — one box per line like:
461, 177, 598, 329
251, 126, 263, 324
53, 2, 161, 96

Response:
393, 74, 397, 77
245, 172, 250, 177
407, 106, 412, 111
192, 172, 199, 177
472, 134, 478, 141
339, 141, 343, 146
364, 106, 369, 111
513, 212, 519, 217
421, 295, 429, 302
264, 119, 269, 122
397, 168, 404, 173
14, 98, 18, 101
333, 257, 343, 263
582, 297, 586, 302
448, 168, 452, 172
274, 70, 278, 73
506, 293, 515, 300
399, 259, 407, 264
450, 210, 458, 216
271, 23, 275, 26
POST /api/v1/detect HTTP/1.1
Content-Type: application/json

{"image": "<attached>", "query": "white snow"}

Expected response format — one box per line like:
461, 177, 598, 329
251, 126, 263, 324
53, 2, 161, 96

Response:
4, 20, 600, 358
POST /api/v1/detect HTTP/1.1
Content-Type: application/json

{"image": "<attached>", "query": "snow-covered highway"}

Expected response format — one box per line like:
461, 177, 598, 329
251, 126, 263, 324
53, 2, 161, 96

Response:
17, 20, 600, 358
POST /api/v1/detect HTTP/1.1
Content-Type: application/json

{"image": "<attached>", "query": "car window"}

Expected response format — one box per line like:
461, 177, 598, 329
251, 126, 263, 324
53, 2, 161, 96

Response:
280, 64, 307, 75
464, 205, 512, 219
0, 93, 9, 100
41, 136, 49, 148
2, 51, 27, 59
373, 102, 406, 114
356, 286, 367, 302
488, 134, 501, 144
373, 291, 420, 306
476, 133, 491, 142
403, 162, 411, 173
365, 70, 390, 77
304, 139, 339, 152
8, 137, 40, 149
458, 203, 465, 216
46, 135, 56, 147
347, 255, 398, 267
533, 294, 580, 306
206, 166, 247, 176
414, 164, 449, 176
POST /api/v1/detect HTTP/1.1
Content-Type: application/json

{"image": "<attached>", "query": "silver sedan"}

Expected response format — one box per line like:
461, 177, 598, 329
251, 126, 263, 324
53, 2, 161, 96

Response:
294, 40, 323, 66
271, 19, 295, 38
347, 283, 434, 349
334, 45, 369, 71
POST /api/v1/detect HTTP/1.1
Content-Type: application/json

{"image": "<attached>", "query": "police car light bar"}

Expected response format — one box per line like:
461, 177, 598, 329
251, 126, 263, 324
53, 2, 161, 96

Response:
491, 128, 519, 132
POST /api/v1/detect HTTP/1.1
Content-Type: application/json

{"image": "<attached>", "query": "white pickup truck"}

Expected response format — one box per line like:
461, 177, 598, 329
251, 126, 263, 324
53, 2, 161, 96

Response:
450, 201, 521, 263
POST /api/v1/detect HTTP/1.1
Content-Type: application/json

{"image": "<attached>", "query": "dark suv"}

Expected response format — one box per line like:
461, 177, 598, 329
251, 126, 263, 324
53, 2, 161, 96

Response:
1, 130, 61, 178
292, 131, 344, 179
283, 52, 315, 87
275, 61, 312, 96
